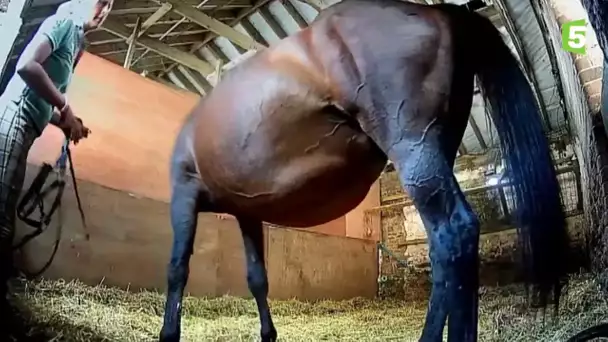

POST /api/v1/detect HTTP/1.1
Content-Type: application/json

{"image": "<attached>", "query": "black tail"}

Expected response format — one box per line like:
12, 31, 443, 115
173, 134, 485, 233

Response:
447, 5, 571, 309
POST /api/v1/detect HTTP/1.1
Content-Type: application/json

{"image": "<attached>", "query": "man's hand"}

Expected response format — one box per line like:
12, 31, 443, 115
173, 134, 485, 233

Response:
67, 117, 92, 145
57, 112, 90, 144
79, 122, 91, 142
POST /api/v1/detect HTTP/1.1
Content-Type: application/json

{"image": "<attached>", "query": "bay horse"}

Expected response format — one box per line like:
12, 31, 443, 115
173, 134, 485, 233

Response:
159, 0, 570, 341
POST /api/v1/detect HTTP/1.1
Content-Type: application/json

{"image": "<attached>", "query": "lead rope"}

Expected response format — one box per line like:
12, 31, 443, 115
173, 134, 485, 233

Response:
13, 138, 89, 279
66, 144, 89, 241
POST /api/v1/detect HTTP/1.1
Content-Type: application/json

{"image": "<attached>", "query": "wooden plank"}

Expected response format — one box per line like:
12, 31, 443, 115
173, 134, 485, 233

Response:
177, 65, 212, 94
123, 17, 142, 69
163, 0, 266, 50
140, 3, 173, 35
160, 0, 275, 76
102, 18, 215, 75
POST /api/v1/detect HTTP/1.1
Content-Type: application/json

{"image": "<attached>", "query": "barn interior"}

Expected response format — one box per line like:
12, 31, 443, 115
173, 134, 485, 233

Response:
1, 0, 608, 340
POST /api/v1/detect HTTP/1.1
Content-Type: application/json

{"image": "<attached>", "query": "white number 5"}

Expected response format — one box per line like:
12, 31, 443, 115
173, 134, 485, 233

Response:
568, 25, 587, 49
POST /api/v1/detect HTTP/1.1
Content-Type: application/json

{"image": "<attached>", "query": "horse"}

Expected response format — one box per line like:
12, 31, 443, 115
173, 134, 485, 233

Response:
158, 0, 571, 341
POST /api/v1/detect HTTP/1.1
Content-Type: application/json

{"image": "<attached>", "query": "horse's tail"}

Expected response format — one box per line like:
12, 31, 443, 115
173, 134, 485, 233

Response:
461, 9, 570, 309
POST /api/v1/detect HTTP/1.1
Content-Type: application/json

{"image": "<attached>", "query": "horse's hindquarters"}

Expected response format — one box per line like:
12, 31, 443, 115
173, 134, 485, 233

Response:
194, 102, 386, 227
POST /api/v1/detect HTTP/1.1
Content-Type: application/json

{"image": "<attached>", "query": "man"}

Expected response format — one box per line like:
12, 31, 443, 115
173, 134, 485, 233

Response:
0, 0, 113, 337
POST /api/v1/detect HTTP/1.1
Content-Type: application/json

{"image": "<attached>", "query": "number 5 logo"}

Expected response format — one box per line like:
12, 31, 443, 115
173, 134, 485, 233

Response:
562, 19, 588, 55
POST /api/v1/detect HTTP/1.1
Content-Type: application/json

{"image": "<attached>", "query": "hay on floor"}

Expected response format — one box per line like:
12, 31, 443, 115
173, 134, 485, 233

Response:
8, 273, 608, 341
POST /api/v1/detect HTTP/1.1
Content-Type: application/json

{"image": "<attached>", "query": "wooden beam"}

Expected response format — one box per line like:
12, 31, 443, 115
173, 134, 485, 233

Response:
161, 0, 266, 50
160, 0, 275, 77
130, 1, 218, 69
282, 0, 309, 29
140, 3, 173, 35
468, 116, 488, 150
177, 65, 212, 94
124, 17, 142, 69
259, 5, 287, 39
102, 18, 215, 75
458, 143, 468, 156
89, 29, 206, 46
150, 75, 184, 90
492, 0, 552, 130
527, 0, 569, 126
110, 0, 253, 16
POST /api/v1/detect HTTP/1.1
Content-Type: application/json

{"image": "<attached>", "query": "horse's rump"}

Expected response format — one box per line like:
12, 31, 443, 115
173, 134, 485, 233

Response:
186, 47, 385, 225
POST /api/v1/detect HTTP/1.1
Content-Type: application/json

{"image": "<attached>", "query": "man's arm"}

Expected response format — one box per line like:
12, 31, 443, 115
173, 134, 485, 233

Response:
16, 18, 76, 112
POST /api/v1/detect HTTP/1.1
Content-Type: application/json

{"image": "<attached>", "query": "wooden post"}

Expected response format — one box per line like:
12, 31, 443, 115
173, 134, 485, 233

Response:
468, 115, 488, 150
123, 17, 142, 69
458, 143, 468, 156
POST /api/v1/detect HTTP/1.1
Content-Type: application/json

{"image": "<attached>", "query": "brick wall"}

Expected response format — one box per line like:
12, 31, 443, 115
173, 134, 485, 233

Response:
545, 0, 608, 270
378, 166, 487, 276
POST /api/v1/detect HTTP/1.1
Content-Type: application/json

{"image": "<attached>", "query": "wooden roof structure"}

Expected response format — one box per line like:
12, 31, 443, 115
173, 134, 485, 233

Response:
3, 0, 570, 157
85, 0, 501, 94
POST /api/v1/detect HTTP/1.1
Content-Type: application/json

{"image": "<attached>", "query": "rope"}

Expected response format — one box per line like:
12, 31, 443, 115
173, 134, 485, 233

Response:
12, 138, 88, 279
377, 242, 408, 268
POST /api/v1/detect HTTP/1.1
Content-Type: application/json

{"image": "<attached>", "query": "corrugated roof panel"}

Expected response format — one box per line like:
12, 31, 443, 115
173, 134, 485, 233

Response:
289, 0, 318, 23
248, 11, 282, 44
268, 1, 301, 34
197, 46, 220, 66
214, 36, 241, 60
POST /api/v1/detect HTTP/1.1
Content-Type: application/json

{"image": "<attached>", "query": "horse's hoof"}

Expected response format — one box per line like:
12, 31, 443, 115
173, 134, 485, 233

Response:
261, 329, 278, 342
159, 331, 179, 342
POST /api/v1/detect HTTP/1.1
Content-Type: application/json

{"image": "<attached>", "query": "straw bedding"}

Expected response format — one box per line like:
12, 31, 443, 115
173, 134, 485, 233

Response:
6, 272, 608, 341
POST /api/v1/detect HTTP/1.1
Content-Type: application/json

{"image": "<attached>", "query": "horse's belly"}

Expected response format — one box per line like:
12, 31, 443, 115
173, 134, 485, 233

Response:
198, 117, 387, 227
256, 149, 385, 227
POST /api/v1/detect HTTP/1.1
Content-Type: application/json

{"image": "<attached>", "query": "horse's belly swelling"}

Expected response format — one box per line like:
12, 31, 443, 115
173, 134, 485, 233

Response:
196, 116, 387, 227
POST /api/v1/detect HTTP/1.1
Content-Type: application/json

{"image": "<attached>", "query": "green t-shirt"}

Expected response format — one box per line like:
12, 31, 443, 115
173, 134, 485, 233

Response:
4, 15, 84, 133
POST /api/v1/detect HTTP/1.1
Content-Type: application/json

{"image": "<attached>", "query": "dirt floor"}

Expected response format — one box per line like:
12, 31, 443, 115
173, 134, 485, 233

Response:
6, 272, 608, 342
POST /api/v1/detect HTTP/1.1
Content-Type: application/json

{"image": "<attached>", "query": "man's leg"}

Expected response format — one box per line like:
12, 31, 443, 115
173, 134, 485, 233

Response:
0, 102, 38, 339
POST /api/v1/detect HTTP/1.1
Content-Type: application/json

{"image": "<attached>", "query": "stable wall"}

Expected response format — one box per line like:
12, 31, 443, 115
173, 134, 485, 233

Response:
26, 52, 380, 241
16, 169, 378, 300
542, 0, 608, 270
16, 52, 379, 300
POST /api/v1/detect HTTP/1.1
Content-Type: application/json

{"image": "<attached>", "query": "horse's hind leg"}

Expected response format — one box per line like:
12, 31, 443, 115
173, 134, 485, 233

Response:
397, 139, 479, 342
236, 217, 277, 342
441, 70, 479, 342
357, 97, 479, 341
159, 178, 203, 342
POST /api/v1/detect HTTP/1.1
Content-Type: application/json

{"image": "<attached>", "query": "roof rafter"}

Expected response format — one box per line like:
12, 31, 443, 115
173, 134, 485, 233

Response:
159, 0, 275, 77
140, 3, 174, 36
492, 0, 552, 130
161, 0, 267, 50
102, 18, 215, 75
